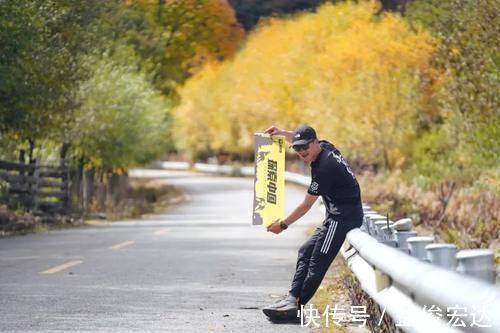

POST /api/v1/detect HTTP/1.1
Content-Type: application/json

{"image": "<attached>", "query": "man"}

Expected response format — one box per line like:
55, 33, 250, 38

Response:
262, 125, 363, 321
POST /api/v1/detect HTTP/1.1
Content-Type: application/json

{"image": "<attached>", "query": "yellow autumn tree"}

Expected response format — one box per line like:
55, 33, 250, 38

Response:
174, 1, 436, 168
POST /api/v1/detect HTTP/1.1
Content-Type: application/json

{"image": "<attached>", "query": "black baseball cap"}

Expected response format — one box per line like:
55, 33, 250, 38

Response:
291, 125, 317, 148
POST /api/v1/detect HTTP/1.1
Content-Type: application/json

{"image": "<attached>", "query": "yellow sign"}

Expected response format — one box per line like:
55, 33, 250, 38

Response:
252, 133, 285, 226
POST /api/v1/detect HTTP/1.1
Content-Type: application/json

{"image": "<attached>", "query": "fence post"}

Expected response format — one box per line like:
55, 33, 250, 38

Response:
395, 230, 417, 253
456, 249, 496, 284
61, 160, 71, 214
83, 168, 95, 214
33, 158, 40, 214
407, 236, 434, 261
426, 243, 457, 269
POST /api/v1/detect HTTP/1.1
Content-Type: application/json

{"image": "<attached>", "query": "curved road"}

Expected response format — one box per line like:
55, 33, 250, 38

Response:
0, 169, 325, 332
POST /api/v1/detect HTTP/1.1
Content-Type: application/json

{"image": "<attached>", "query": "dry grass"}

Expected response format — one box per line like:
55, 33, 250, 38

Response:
357, 171, 500, 252
0, 178, 185, 236
0, 206, 37, 236
106, 178, 185, 219
306, 170, 499, 333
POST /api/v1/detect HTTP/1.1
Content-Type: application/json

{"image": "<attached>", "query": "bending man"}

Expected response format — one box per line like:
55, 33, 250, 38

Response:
262, 125, 363, 321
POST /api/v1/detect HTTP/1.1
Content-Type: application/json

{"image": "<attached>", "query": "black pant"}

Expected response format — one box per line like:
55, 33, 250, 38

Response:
289, 216, 361, 305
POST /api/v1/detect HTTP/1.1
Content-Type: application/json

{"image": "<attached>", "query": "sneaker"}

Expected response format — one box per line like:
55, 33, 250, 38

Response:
264, 294, 298, 310
262, 295, 299, 320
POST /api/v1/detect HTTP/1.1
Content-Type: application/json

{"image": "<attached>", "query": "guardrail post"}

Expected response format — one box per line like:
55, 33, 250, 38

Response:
407, 236, 434, 260
380, 225, 397, 246
374, 269, 391, 291
425, 243, 457, 269
374, 221, 389, 240
395, 231, 417, 253
362, 214, 379, 235
373, 220, 387, 240
367, 215, 388, 237
456, 249, 496, 284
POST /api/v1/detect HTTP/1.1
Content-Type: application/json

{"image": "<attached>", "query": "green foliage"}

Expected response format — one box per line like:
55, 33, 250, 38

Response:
406, 127, 458, 186
121, 0, 244, 97
405, 0, 450, 31
13, 207, 28, 218
72, 50, 172, 170
442, 227, 461, 246
0, 0, 243, 173
0, 0, 121, 143
406, 0, 500, 187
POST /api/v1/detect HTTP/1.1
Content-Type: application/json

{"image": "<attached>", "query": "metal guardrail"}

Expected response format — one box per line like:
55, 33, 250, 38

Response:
344, 225, 499, 333
159, 161, 499, 332
161, 161, 310, 185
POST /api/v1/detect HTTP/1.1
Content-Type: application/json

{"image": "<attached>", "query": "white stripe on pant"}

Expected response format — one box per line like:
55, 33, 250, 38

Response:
320, 220, 338, 254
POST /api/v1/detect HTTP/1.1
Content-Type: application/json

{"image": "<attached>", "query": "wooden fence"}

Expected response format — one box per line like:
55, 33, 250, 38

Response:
0, 159, 70, 215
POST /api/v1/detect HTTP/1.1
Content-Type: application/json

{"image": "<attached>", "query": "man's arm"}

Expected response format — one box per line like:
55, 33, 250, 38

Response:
264, 126, 294, 143
267, 193, 319, 234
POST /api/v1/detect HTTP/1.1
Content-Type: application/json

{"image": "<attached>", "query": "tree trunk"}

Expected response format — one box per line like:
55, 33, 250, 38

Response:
60, 143, 70, 161
18, 149, 25, 164
76, 157, 85, 211
95, 169, 106, 213
157, 0, 165, 21
28, 139, 35, 164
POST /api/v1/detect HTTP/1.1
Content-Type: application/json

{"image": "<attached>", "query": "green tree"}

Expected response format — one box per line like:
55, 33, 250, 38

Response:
72, 50, 171, 171
406, 0, 500, 185
0, 0, 123, 160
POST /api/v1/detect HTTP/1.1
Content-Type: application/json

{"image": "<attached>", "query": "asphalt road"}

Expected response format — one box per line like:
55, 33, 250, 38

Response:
0, 169, 325, 332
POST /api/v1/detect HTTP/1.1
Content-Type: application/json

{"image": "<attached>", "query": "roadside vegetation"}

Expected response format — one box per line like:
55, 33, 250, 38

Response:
0, 2, 497, 331
0, 177, 184, 236
1, 1, 497, 247
0, 0, 243, 228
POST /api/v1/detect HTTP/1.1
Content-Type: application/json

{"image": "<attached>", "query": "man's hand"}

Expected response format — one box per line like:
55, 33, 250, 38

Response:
264, 126, 284, 136
264, 126, 293, 143
267, 220, 284, 234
